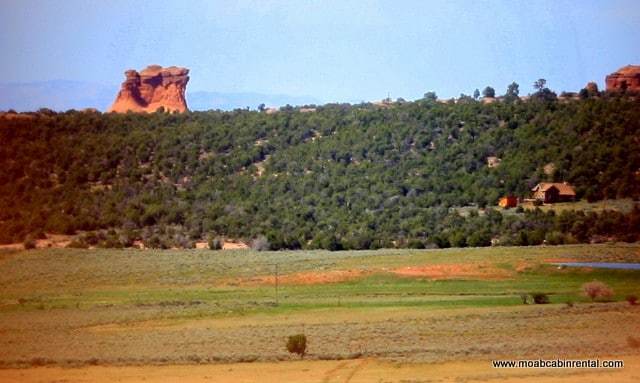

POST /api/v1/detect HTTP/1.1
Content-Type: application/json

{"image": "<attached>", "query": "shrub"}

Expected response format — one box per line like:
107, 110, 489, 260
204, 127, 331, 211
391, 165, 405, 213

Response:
66, 240, 89, 249
581, 280, 613, 302
532, 293, 549, 304
626, 295, 638, 305
251, 236, 271, 251
208, 235, 223, 250
286, 334, 307, 359
23, 234, 37, 249
80, 231, 100, 246
518, 293, 528, 304
544, 231, 565, 245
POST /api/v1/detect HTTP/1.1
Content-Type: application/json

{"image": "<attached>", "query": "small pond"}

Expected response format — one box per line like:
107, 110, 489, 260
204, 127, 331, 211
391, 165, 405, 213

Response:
550, 262, 640, 270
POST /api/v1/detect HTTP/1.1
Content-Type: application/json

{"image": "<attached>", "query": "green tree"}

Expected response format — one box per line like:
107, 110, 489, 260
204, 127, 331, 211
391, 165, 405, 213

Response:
579, 88, 590, 100
532, 78, 557, 103
423, 91, 437, 101
534, 78, 547, 92
482, 86, 495, 98
504, 82, 520, 103
467, 229, 491, 247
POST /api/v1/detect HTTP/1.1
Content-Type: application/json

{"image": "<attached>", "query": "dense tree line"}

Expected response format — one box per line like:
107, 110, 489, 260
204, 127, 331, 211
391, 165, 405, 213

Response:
1, 90, 639, 249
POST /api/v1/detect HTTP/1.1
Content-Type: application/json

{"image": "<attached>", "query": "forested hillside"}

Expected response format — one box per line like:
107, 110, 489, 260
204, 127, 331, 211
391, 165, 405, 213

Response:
1, 91, 639, 249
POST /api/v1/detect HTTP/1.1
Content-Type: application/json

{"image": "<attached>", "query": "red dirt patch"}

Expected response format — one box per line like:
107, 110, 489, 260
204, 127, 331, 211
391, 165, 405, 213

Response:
229, 269, 371, 286
228, 263, 517, 287
280, 269, 370, 284
194, 241, 249, 250
391, 263, 510, 279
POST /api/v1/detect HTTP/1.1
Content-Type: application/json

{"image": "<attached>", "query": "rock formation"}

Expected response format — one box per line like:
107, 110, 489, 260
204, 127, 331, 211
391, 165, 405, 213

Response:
584, 82, 599, 94
605, 65, 640, 92
108, 65, 189, 113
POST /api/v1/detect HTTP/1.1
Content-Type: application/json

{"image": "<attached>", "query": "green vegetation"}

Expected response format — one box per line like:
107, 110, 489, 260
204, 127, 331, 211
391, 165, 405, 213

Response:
531, 292, 550, 304
1, 90, 639, 249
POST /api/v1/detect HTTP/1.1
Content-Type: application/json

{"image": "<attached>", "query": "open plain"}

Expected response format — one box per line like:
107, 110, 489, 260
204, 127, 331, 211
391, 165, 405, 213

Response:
1, 244, 639, 382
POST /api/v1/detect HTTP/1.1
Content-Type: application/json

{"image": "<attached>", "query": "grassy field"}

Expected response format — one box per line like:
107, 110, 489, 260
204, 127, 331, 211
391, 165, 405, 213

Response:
0, 244, 639, 381
518, 198, 638, 214
2, 245, 638, 312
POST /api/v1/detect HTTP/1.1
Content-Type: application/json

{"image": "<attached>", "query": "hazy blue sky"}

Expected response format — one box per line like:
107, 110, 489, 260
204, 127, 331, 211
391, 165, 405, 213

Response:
1, 0, 639, 110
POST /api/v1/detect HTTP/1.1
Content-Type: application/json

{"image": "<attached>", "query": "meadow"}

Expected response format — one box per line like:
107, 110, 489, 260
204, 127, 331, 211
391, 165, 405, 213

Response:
0, 244, 639, 382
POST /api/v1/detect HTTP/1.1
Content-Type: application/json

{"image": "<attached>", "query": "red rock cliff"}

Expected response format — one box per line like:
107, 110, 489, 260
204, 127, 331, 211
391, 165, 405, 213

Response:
108, 65, 190, 113
605, 65, 640, 92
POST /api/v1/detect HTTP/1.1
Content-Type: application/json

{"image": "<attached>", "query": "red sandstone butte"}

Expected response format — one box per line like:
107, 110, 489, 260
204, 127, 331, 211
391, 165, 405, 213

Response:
108, 65, 190, 113
605, 65, 640, 92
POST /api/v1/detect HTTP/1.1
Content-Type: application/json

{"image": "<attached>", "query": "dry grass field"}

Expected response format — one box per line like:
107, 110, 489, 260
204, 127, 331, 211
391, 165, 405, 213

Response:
0, 244, 639, 382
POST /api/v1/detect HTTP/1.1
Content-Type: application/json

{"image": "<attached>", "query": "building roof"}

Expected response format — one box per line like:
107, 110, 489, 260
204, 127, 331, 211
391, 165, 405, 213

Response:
532, 182, 576, 196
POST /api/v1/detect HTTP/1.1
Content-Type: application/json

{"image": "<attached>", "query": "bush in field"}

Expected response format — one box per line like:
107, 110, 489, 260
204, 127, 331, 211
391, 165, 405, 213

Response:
518, 293, 528, 304
208, 235, 223, 250
286, 334, 307, 359
532, 293, 549, 304
23, 234, 37, 249
581, 280, 613, 302
251, 236, 270, 251
66, 239, 89, 249
625, 295, 637, 305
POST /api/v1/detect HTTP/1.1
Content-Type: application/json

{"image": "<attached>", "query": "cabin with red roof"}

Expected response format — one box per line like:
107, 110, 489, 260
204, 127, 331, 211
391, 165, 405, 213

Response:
531, 182, 576, 203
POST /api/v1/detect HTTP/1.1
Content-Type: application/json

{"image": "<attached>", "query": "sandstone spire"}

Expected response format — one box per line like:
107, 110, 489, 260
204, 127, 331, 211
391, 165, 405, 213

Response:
108, 65, 190, 113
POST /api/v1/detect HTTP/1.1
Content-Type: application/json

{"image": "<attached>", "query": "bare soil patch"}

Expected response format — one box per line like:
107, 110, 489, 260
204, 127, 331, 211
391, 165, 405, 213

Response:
222, 241, 249, 250
1, 355, 638, 383
228, 262, 518, 287
233, 268, 371, 286
391, 263, 510, 279
194, 241, 250, 250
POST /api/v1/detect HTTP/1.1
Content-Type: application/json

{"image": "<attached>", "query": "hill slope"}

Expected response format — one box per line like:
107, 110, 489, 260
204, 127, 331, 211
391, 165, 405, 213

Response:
1, 95, 639, 248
